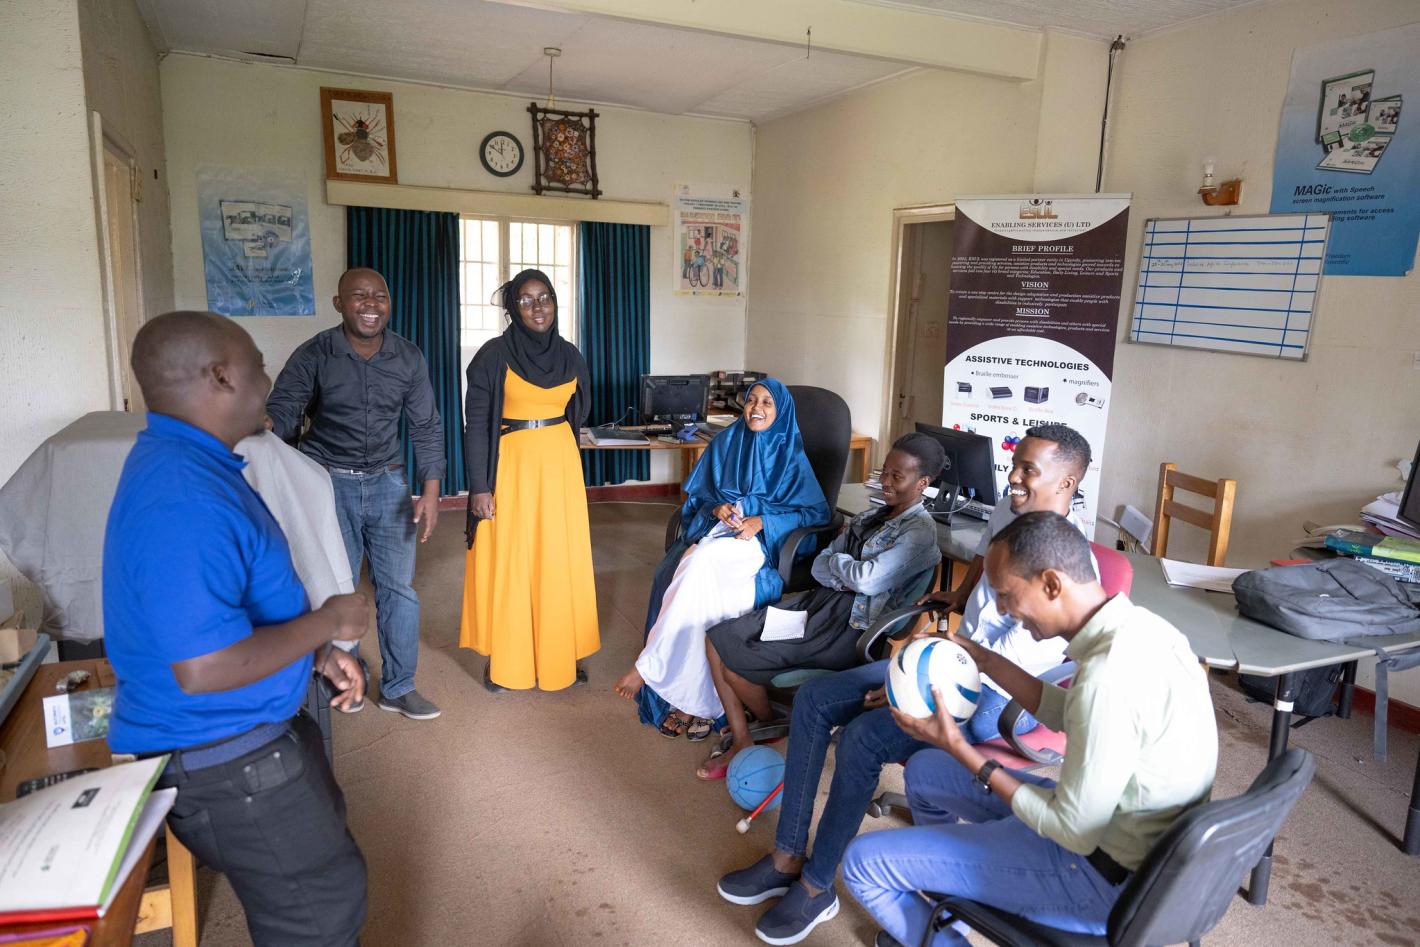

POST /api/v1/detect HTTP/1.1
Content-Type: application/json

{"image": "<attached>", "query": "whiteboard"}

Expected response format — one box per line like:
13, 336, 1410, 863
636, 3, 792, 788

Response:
1127, 213, 1331, 360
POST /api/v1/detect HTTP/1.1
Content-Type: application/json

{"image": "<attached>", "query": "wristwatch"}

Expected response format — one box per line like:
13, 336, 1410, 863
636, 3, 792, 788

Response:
975, 759, 1001, 793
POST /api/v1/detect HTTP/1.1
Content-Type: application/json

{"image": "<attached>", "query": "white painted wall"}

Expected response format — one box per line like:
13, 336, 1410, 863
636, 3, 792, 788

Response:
746, 41, 1108, 446
160, 54, 752, 482
1099, 0, 1420, 703
76, 0, 174, 325
0, 0, 114, 619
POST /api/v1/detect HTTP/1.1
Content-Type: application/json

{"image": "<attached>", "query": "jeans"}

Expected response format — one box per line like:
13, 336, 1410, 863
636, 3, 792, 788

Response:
775, 662, 1034, 892
329, 469, 420, 700
158, 714, 367, 946
843, 756, 1119, 947
964, 683, 1037, 744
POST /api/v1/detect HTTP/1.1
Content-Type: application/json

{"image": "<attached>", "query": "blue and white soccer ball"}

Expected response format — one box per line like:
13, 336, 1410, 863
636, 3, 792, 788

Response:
886, 638, 982, 721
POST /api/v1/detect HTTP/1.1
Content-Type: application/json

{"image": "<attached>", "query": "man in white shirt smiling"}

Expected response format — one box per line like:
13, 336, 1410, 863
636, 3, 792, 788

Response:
844, 511, 1218, 947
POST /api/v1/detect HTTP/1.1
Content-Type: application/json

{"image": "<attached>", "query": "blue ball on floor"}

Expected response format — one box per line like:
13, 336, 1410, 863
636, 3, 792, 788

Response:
727, 745, 785, 812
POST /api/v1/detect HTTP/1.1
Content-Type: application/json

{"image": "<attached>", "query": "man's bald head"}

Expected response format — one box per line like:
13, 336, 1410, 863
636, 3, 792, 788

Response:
130, 311, 271, 445
131, 311, 244, 409
337, 267, 387, 296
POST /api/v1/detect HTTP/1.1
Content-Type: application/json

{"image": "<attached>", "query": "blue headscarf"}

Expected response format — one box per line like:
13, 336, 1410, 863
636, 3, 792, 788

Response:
679, 378, 830, 606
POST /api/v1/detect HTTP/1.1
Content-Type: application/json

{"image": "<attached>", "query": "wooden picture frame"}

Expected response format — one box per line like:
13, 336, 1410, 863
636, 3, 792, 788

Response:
527, 102, 601, 199
321, 87, 398, 184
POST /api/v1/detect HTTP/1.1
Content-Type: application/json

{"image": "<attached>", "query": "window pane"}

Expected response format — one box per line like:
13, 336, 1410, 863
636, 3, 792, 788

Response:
556, 226, 571, 264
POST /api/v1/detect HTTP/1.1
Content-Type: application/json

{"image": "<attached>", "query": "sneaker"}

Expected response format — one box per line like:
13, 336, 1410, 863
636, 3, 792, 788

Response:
377, 690, 441, 720
755, 882, 840, 945
717, 855, 798, 906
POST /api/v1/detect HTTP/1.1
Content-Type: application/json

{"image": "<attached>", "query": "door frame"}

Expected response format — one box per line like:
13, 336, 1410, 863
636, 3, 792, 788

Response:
90, 111, 147, 412
878, 202, 954, 465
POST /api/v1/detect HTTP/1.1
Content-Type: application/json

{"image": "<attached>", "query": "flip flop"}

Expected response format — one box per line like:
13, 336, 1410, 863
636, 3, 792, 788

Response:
696, 757, 730, 781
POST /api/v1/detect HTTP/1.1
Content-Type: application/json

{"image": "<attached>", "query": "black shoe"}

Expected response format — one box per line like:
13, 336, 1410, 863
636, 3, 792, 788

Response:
717, 855, 798, 906
571, 664, 588, 687
875, 932, 907, 947
755, 881, 839, 945
483, 663, 507, 693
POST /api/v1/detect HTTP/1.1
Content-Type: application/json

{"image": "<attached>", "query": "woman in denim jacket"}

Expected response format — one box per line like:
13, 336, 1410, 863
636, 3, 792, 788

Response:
698, 433, 944, 779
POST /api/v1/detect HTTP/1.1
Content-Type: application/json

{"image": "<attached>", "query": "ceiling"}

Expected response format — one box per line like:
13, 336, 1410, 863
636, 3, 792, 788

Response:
858, 0, 1262, 38
136, 0, 1261, 123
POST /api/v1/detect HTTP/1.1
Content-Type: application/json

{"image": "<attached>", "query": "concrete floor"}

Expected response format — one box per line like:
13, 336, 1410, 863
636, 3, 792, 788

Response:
138, 500, 1420, 947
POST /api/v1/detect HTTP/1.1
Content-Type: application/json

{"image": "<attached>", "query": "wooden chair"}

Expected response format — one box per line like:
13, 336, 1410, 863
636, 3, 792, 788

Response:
1151, 463, 1237, 566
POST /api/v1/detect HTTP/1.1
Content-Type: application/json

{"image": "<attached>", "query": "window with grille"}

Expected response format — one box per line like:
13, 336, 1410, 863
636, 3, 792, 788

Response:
458, 218, 577, 402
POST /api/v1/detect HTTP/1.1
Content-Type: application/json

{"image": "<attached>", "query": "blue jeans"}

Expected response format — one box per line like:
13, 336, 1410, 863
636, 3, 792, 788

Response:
774, 661, 1030, 892
330, 469, 419, 701
843, 755, 1120, 946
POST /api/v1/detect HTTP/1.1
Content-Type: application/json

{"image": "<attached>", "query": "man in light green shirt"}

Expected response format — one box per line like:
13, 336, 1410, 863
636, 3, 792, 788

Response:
843, 511, 1218, 947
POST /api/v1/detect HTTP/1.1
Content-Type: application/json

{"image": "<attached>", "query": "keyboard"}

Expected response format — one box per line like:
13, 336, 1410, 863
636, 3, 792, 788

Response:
957, 499, 994, 521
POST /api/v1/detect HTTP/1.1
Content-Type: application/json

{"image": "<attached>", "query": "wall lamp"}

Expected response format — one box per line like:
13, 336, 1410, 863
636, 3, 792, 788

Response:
1198, 156, 1242, 205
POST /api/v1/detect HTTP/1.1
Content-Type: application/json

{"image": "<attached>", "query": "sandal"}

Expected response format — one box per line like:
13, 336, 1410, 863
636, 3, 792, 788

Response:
658, 712, 691, 738
696, 757, 730, 781
686, 718, 713, 742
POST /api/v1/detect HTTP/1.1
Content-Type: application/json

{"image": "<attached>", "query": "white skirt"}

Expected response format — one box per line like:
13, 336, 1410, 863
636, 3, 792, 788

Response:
635, 533, 765, 719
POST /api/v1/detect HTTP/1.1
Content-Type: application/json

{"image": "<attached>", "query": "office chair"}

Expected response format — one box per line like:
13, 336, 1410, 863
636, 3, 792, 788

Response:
664, 385, 852, 592
868, 542, 1132, 818
916, 748, 1316, 947
1151, 463, 1237, 567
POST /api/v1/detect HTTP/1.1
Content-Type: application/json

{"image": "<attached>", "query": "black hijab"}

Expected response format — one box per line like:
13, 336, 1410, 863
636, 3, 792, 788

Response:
499, 268, 580, 387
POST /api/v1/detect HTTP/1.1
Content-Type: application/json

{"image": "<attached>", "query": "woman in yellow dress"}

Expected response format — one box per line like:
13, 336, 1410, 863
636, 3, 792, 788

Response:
461, 269, 598, 691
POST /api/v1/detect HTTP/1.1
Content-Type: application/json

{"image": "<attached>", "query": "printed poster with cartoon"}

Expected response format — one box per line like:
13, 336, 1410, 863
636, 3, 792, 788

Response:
673, 184, 747, 296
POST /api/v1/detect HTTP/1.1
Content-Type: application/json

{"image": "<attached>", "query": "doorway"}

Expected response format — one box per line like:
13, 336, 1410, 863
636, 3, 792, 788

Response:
883, 206, 954, 451
93, 115, 146, 413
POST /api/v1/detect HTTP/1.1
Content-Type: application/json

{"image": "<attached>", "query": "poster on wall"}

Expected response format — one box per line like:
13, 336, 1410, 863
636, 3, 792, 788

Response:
196, 166, 315, 316
942, 195, 1132, 536
1269, 22, 1420, 276
673, 184, 747, 296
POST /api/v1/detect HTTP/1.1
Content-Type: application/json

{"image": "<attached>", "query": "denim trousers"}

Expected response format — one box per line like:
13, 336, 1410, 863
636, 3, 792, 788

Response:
774, 661, 1030, 892
158, 714, 367, 946
842, 754, 1120, 946
329, 469, 419, 700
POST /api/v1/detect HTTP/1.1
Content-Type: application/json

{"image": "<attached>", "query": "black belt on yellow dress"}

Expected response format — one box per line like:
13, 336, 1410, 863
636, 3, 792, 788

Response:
499, 417, 565, 434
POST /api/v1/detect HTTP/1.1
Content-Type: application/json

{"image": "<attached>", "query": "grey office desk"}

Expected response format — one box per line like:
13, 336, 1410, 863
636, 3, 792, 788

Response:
836, 483, 987, 578
1124, 552, 1420, 903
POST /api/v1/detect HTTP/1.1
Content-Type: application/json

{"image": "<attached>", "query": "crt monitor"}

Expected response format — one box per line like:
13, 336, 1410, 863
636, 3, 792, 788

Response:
639, 375, 710, 424
1398, 439, 1420, 530
913, 422, 998, 505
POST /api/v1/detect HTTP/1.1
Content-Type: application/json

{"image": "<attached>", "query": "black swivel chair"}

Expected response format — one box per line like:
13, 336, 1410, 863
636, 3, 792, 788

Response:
665, 384, 852, 593
915, 747, 1316, 947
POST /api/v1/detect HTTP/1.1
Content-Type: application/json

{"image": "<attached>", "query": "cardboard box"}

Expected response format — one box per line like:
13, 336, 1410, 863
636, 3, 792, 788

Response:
0, 624, 41, 666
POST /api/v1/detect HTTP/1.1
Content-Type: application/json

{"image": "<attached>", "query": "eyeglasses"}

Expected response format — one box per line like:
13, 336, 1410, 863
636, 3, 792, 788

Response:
516, 293, 554, 310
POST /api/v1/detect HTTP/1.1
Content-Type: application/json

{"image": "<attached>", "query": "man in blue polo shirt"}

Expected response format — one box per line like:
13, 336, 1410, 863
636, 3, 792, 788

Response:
105, 311, 371, 946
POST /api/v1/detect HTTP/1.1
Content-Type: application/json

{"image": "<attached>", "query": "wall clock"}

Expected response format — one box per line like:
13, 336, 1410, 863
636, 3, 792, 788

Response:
479, 131, 524, 177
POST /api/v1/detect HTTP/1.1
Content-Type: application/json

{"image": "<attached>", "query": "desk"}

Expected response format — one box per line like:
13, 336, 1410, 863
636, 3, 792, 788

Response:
0, 660, 199, 947
1123, 553, 1420, 902
579, 430, 876, 485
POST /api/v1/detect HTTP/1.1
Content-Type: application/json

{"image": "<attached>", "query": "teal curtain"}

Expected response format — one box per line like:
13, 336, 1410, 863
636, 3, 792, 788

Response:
346, 207, 464, 496
578, 222, 650, 486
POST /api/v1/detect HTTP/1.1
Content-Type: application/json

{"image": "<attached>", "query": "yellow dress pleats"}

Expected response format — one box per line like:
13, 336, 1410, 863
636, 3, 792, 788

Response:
460, 368, 600, 689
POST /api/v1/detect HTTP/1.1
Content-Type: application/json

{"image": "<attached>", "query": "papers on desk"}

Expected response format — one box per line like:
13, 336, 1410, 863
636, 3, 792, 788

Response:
1159, 558, 1249, 593
1361, 492, 1420, 541
761, 607, 808, 642
0, 757, 173, 923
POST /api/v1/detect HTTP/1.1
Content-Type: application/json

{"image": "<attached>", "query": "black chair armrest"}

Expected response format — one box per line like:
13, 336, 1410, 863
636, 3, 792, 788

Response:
665, 508, 683, 551
854, 603, 935, 663
994, 661, 1077, 765
776, 514, 843, 583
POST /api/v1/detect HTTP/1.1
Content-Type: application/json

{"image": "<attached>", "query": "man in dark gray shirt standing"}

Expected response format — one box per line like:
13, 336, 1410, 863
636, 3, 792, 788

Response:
267, 267, 444, 720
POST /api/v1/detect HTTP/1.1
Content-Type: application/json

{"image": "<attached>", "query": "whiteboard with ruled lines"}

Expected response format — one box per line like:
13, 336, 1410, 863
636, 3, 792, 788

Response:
1127, 213, 1331, 361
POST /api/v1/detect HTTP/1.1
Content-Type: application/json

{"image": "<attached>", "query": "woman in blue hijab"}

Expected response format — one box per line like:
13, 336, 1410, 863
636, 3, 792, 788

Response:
613, 380, 830, 736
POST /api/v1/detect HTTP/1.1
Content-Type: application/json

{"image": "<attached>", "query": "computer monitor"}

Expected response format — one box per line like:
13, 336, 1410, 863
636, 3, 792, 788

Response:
913, 422, 999, 505
1398, 439, 1420, 530
639, 374, 710, 424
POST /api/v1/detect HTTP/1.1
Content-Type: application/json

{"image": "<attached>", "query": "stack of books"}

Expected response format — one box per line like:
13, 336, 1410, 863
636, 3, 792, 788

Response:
1324, 529, 1420, 584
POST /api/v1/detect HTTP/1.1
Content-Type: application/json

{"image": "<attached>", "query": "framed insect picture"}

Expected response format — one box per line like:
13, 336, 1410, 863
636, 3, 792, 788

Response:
321, 87, 398, 184
527, 102, 601, 199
